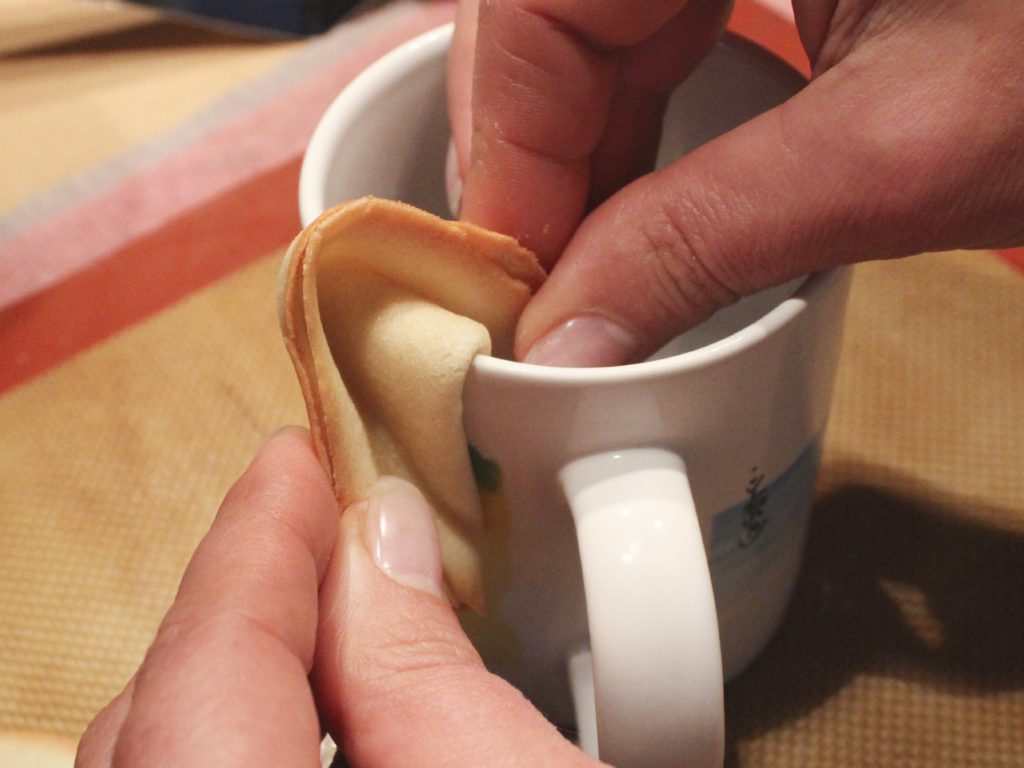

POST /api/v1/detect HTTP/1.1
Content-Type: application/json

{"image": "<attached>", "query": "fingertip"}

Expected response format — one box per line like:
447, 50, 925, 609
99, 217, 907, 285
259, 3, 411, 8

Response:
364, 476, 447, 600
239, 425, 334, 520
315, 488, 593, 768
258, 424, 316, 462
76, 678, 135, 768
519, 313, 640, 367
234, 426, 319, 501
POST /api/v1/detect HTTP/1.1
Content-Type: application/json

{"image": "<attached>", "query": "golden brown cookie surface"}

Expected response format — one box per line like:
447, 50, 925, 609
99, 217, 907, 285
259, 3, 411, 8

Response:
279, 197, 543, 609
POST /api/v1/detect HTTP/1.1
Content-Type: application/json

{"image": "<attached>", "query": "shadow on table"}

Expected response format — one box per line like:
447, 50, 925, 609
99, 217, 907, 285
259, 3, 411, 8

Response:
723, 463, 1024, 765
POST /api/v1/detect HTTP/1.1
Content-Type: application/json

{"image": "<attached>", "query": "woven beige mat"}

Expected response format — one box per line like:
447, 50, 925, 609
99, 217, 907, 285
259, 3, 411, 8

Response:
1, 250, 1021, 765
728, 252, 1024, 767
0, 250, 306, 739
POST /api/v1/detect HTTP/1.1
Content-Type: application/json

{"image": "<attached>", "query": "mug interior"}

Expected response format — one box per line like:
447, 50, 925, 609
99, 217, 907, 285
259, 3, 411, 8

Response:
301, 23, 806, 223
299, 24, 453, 225
300, 23, 818, 373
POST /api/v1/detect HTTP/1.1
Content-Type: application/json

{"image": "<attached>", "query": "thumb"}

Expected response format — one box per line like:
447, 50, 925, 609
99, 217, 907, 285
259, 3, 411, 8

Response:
516, 29, 1024, 366
313, 476, 597, 768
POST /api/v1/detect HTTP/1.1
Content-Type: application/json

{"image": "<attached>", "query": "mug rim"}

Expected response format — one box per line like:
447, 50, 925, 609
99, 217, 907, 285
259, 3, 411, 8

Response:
301, 21, 838, 382
472, 267, 846, 383
299, 23, 455, 226
299, 22, 807, 226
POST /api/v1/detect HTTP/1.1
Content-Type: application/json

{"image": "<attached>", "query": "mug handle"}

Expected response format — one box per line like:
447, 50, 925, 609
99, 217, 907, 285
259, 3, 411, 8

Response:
559, 447, 724, 768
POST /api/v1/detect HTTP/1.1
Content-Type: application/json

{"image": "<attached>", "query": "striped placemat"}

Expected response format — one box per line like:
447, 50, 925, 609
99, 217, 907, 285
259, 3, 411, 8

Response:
1, 1, 1021, 764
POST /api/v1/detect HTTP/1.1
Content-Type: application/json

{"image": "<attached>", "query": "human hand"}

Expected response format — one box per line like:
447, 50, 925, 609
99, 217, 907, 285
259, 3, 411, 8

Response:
76, 428, 597, 768
448, 0, 1024, 366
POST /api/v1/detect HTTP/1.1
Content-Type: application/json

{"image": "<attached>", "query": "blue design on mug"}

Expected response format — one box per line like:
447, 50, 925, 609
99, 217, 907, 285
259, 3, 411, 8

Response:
708, 439, 822, 596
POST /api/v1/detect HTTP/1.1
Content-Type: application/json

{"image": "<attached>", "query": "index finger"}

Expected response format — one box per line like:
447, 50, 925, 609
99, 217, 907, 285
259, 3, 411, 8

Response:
77, 427, 339, 768
456, 0, 697, 265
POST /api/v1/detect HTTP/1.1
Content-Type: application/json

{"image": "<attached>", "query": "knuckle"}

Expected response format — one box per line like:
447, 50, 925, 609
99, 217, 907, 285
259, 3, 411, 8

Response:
634, 190, 743, 326
145, 606, 290, 671
355, 605, 480, 697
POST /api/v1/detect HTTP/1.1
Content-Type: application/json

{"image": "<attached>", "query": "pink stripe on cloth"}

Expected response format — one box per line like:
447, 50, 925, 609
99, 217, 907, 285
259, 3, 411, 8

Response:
0, 0, 456, 311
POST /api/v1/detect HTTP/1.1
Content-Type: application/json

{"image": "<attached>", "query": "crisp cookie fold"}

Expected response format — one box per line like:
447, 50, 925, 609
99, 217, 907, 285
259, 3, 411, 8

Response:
278, 197, 544, 610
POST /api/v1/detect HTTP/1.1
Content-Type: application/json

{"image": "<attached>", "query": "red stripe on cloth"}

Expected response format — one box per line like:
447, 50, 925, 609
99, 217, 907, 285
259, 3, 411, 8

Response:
0, 159, 300, 394
4, 1, 1012, 396
0, 3, 458, 394
0, 1, 458, 311
997, 247, 1024, 273
728, 0, 811, 77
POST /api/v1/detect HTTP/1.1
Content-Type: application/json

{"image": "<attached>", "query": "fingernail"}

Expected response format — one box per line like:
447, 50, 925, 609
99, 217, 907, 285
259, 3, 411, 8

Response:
445, 139, 463, 218
365, 477, 445, 599
523, 314, 638, 367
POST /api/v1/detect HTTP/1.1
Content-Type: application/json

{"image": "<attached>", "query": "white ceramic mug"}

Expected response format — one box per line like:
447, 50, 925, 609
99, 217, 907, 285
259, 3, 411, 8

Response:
300, 24, 850, 768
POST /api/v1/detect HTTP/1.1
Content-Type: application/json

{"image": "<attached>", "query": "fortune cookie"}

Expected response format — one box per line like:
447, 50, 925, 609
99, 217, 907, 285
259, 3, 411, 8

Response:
278, 197, 544, 610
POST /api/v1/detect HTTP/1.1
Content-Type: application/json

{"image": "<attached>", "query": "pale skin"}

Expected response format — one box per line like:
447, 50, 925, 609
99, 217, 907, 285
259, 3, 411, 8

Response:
79, 2, 1024, 765
76, 428, 598, 767
449, 0, 1024, 365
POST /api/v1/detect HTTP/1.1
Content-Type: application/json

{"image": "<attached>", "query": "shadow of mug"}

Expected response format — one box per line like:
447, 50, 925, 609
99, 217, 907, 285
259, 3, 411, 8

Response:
723, 464, 1024, 765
